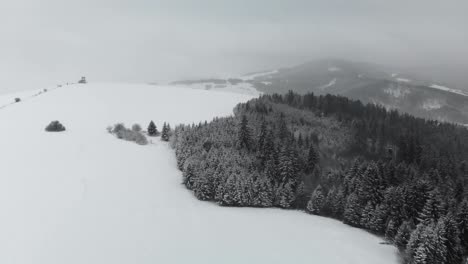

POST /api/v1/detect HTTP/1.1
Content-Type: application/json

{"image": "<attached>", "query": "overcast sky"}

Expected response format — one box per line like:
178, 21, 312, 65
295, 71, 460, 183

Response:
0, 0, 467, 91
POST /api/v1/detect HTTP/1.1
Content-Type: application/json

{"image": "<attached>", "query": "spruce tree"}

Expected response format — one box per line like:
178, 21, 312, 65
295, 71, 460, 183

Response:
307, 185, 325, 215
418, 191, 444, 224
307, 144, 319, 173
147, 120, 158, 136
441, 214, 463, 264
238, 115, 252, 150
161, 122, 170, 141
456, 199, 468, 253
360, 201, 374, 229
343, 192, 362, 226
394, 221, 414, 250
384, 218, 398, 242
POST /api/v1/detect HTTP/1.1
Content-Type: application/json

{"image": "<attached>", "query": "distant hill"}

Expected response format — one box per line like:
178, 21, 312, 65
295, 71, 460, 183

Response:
173, 59, 468, 124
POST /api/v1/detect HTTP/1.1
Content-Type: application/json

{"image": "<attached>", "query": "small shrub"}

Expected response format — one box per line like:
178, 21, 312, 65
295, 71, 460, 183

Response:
109, 123, 148, 145
112, 123, 126, 134
45, 121, 66, 132
15, 98, 21, 103
132, 124, 142, 132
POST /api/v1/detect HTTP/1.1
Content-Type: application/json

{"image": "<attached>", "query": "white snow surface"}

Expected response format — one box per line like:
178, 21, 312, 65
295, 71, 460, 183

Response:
396, 78, 411, 83
241, 70, 278, 80
0, 83, 398, 264
328, 67, 341, 72
430, 84, 468, 97
384, 86, 411, 98
318, 78, 337, 90
422, 99, 443, 110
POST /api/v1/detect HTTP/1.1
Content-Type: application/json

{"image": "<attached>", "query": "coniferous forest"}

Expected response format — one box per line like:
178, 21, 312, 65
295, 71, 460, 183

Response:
172, 91, 468, 264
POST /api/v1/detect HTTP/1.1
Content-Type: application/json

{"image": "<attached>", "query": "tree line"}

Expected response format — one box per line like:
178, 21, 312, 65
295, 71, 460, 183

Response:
172, 91, 468, 264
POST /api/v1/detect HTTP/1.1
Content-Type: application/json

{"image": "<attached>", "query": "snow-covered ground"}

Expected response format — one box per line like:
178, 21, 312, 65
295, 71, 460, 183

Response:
0, 83, 398, 264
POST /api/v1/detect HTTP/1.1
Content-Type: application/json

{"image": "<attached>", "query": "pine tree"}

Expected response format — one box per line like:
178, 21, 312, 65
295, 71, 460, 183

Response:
147, 120, 158, 136
193, 174, 214, 201
183, 163, 196, 190
238, 115, 252, 150
384, 218, 398, 242
344, 192, 362, 226
253, 177, 273, 207
441, 214, 463, 264
370, 203, 389, 234
276, 181, 295, 208
278, 145, 299, 184
161, 122, 170, 141
418, 191, 444, 224
331, 187, 345, 218
394, 221, 414, 249
406, 223, 427, 262
307, 185, 325, 214
307, 144, 319, 173
357, 162, 384, 206
294, 181, 309, 209
456, 199, 468, 253
360, 201, 374, 229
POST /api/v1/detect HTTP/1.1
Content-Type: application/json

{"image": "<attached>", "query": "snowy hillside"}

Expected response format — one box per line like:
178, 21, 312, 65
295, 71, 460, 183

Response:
0, 83, 397, 264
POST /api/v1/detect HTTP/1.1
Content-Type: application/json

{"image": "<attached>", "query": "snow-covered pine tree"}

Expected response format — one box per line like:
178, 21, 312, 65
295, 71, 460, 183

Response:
418, 191, 444, 224
294, 181, 309, 209
343, 192, 362, 226
147, 120, 158, 136
357, 162, 384, 206
306, 144, 319, 173
369, 203, 389, 234
360, 201, 374, 229
253, 176, 273, 207
276, 181, 295, 209
331, 187, 345, 218
456, 199, 468, 253
193, 173, 214, 201
441, 214, 463, 264
384, 218, 398, 242
183, 163, 196, 190
238, 115, 252, 150
406, 223, 428, 262
394, 220, 414, 250
307, 185, 325, 215
278, 145, 299, 184
161, 122, 171, 141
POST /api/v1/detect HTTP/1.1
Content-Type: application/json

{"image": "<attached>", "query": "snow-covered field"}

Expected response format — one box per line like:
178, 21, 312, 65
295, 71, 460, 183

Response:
0, 83, 398, 264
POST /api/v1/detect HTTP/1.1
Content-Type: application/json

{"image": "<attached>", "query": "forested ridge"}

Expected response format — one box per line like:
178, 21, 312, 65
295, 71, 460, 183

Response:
172, 91, 468, 264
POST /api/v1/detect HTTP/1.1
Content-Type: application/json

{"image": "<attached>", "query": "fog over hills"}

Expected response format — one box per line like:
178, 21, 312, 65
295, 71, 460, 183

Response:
173, 59, 468, 124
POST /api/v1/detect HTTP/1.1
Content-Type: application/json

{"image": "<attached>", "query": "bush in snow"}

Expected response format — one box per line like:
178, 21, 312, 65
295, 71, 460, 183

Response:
132, 124, 142, 132
45, 121, 66, 132
110, 123, 148, 145
15, 98, 21, 103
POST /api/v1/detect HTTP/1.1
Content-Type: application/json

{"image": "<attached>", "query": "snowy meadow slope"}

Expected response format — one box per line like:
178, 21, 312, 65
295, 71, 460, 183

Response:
0, 83, 398, 264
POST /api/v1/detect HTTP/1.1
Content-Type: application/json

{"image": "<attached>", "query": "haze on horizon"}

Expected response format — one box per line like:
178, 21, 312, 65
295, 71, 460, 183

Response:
0, 0, 467, 92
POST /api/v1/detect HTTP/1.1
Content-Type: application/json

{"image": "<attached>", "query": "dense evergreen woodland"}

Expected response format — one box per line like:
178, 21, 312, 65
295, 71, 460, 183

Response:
172, 91, 468, 264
